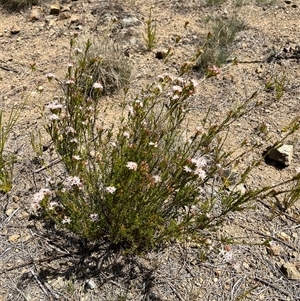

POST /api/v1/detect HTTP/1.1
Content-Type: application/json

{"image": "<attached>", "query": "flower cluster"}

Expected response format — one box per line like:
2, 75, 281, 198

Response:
32, 188, 52, 211
63, 175, 83, 190
184, 156, 207, 180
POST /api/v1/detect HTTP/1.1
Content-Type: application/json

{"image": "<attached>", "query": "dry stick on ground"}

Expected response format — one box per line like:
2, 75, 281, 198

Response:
0, 65, 18, 73
232, 210, 298, 252
0, 253, 77, 275
254, 276, 300, 300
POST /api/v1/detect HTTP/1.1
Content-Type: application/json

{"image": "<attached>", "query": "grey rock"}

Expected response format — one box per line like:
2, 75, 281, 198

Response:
122, 16, 141, 27
85, 279, 96, 290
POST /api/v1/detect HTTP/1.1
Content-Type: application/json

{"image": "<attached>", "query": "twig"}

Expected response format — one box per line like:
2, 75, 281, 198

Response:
34, 158, 61, 173
233, 217, 298, 252
30, 269, 50, 297
166, 280, 184, 301
0, 65, 18, 73
4, 208, 19, 223
254, 276, 300, 300
0, 253, 76, 275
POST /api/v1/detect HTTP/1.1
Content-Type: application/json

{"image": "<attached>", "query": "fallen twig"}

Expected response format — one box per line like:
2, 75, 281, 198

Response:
0, 253, 76, 275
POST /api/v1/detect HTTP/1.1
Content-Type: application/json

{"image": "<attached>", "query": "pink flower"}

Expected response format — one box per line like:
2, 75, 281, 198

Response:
191, 157, 207, 168
32, 188, 52, 211
126, 161, 138, 171
63, 176, 83, 190
45, 73, 56, 81
46, 103, 63, 113
172, 85, 183, 93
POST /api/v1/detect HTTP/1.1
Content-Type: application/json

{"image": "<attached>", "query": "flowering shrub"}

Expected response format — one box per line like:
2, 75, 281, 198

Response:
34, 38, 300, 252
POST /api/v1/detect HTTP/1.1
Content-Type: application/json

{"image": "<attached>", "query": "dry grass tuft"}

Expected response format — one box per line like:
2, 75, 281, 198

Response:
76, 34, 132, 95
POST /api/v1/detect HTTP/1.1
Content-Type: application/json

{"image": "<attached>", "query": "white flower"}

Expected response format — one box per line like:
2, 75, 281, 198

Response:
65, 79, 74, 85
123, 131, 130, 138
190, 79, 198, 87
66, 126, 76, 134
183, 166, 193, 173
48, 114, 60, 121
126, 161, 138, 171
194, 168, 206, 180
152, 175, 161, 183
127, 105, 134, 116
90, 213, 99, 222
93, 82, 103, 90
105, 186, 117, 194
72, 155, 81, 161
134, 100, 143, 107
62, 216, 71, 224
48, 201, 58, 210
74, 48, 82, 55
149, 141, 158, 147
70, 138, 78, 144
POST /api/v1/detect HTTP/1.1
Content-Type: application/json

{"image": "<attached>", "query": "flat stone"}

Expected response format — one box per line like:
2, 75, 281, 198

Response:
59, 12, 71, 20
50, 2, 60, 15
267, 242, 281, 256
11, 24, 20, 34
122, 16, 141, 27
8, 234, 20, 243
228, 183, 246, 196
30, 8, 42, 21
70, 15, 81, 24
281, 262, 300, 280
267, 144, 293, 167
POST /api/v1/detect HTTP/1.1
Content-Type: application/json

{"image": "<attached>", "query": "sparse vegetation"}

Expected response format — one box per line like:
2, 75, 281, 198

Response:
195, 16, 245, 73
0, 106, 20, 192
74, 35, 132, 95
143, 8, 159, 51
265, 73, 288, 101
31, 37, 300, 254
